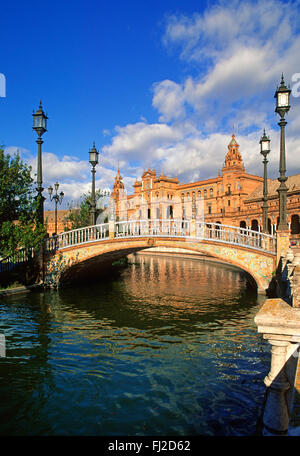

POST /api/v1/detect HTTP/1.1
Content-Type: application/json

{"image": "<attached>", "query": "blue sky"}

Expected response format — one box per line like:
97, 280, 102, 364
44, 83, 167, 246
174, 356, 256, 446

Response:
1, 0, 300, 209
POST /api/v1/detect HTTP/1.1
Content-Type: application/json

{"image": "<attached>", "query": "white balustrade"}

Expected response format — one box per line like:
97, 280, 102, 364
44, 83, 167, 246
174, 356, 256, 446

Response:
196, 222, 276, 253
44, 219, 276, 254
45, 223, 109, 251
115, 219, 190, 238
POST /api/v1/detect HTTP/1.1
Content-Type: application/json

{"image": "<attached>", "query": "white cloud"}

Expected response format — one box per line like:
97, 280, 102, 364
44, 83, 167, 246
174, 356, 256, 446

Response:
102, 121, 186, 161
27, 152, 89, 183
155, 0, 300, 130
11, 0, 300, 209
152, 80, 186, 122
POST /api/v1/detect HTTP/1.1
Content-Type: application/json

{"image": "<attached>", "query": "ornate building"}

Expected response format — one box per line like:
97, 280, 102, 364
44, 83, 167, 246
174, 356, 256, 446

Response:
111, 133, 300, 236
44, 209, 70, 236
43, 133, 300, 237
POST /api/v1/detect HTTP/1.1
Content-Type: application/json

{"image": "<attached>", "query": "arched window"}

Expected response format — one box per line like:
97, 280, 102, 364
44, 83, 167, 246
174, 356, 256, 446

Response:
240, 221, 247, 229
291, 214, 300, 234
251, 219, 259, 231
268, 218, 272, 234
204, 189, 207, 198
210, 188, 213, 197
167, 205, 173, 219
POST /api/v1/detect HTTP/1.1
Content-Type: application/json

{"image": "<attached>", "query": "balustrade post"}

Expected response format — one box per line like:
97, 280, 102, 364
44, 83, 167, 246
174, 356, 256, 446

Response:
262, 339, 291, 435
276, 230, 290, 265
261, 234, 269, 251
109, 220, 115, 239
190, 218, 196, 237
255, 298, 300, 435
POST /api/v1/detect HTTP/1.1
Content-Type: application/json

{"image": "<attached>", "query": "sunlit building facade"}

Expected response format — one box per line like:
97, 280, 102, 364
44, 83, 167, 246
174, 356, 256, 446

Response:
111, 133, 300, 235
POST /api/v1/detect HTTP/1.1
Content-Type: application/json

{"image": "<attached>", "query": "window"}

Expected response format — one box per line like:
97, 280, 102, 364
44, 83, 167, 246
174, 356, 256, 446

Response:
210, 188, 213, 197
208, 205, 212, 214
228, 200, 230, 206
204, 189, 207, 198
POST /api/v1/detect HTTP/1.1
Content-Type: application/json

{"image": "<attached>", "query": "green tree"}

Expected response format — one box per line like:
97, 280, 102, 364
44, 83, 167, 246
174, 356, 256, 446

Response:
64, 190, 104, 230
0, 147, 46, 257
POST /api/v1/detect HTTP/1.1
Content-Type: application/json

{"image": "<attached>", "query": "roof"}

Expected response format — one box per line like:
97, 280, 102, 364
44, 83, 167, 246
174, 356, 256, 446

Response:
246, 173, 300, 201
228, 133, 239, 147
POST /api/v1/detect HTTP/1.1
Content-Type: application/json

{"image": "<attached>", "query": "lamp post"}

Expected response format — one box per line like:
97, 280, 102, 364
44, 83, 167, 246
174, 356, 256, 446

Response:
48, 182, 64, 235
260, 129, 271, 233
274, 74, 291, 231
32, 101, 48, 225
89, 142, 99, 225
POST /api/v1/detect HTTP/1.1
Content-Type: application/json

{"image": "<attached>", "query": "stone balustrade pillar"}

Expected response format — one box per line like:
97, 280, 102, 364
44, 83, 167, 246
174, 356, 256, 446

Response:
276, 230, 290, 265
255, 298, 300, 435
190, 219, 196, 237
262, 339, 291, 435
109, 220, 115, 239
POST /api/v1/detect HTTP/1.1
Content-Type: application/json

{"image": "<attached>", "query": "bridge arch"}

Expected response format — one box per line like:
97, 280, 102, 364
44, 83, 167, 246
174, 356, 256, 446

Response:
45, 236, 275, 293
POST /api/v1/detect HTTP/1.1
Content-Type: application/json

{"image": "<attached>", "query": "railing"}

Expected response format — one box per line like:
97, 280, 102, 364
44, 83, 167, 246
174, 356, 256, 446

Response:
115, 219, 190, 237
0, 247, 35, 273
45, 223, 109, 251
196, 222, 276, 253
44, 219, 276, 254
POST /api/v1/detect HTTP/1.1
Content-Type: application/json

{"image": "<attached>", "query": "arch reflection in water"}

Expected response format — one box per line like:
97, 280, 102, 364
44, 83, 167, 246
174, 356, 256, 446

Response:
0, 254, 269, 436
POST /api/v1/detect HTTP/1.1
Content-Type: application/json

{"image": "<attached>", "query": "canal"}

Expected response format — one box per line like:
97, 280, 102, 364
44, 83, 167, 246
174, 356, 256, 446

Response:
0, 253, 270, 436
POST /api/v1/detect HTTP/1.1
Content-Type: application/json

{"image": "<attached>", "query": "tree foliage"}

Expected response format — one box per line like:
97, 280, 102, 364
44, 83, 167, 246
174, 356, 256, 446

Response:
64, 190, 105, 230
0, 147, 46, 257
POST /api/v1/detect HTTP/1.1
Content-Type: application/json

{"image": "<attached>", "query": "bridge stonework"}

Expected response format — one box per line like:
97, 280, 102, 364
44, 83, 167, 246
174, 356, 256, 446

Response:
44, 236, 275, 292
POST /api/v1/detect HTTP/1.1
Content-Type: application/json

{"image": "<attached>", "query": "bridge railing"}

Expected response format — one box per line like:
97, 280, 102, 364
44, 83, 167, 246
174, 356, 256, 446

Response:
196, 222, 276, 253
115, 219, 190, 237
0, 247, 35, 273
44, 219, 276, 254
45, 223, 109, 251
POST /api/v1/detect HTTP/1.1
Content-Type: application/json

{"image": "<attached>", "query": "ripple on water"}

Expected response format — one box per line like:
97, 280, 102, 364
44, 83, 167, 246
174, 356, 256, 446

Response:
0, 255, 269, 436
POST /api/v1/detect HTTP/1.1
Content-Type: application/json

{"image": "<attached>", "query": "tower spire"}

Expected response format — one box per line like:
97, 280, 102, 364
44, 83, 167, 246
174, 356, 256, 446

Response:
223, 132, 244, 172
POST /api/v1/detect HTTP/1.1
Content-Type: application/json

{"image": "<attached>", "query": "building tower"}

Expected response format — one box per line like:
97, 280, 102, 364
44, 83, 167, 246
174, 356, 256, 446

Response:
111, 167, 124, 198
222, 130, 245, 173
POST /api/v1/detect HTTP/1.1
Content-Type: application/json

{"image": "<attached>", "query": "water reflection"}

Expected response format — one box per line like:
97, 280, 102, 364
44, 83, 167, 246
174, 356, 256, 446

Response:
0, 253, 269, 436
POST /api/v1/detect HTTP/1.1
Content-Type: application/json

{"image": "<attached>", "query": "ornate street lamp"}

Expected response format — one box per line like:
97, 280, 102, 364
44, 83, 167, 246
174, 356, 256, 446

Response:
89, 142, 99, 225
274, 74, 291, 231
260, 130, 271, 233
48, 182, 64, 235
32, 101, 48, 225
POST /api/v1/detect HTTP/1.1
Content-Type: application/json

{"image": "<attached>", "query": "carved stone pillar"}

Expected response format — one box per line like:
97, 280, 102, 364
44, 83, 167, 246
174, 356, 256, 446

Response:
255, 298, 300, 435
276, 230, 290, 265
262, 339, 291, 435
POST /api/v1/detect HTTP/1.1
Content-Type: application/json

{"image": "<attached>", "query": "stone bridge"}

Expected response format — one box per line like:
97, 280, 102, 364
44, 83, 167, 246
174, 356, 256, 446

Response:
44, 219, 277, 293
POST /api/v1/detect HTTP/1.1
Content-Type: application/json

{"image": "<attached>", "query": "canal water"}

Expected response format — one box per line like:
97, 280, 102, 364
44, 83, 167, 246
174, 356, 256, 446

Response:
0, 253, 270, 436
